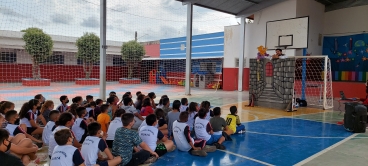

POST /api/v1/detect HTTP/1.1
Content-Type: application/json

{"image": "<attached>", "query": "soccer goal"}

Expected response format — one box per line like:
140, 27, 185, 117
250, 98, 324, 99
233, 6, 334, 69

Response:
292, 56, 333, 110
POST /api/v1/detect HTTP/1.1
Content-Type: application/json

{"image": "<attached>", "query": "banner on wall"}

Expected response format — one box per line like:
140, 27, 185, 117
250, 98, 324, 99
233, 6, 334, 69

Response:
323, 33, 368, 82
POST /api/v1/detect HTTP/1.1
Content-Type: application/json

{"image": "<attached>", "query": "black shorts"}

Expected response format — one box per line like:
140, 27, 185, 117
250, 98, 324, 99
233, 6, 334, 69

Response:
154, 143, 167, 157
97, 160, 108, 166
106, 140, 113, 148
26, 127, 37, 135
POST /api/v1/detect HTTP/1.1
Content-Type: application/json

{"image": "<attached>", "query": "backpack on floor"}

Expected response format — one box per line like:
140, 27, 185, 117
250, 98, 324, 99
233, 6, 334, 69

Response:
344, 103, 367, 133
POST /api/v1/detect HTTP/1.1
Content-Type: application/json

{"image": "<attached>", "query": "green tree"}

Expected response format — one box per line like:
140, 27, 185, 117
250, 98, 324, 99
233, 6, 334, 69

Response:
75, 32, 100, 79
22, 27, 53, 79
121, 40, 145, 79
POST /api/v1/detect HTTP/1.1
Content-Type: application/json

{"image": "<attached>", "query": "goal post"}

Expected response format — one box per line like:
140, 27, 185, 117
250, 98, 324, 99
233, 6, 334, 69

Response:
292, 56, 333, 110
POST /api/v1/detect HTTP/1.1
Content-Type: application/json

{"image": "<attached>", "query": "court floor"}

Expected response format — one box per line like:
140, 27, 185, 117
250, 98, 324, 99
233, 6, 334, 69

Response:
1, 82, 367, 166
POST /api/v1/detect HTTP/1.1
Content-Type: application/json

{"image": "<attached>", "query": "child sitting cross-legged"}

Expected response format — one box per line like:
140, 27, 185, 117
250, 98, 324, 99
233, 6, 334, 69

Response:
42, 110, 60, 146
50, 129, 85, 166
72, 107, 88, 143
195, 108, 226, 150
81, 122, 122, 166
139, 114, 175, 158
106, 109, 125, 148
226, 106, 246, 134
173, 111, 216, 157
209, 107, 233, 140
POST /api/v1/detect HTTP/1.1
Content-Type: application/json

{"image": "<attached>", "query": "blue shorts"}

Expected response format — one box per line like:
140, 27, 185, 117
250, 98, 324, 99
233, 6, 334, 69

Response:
206, 135, 222, 145
97, 160, 108, 166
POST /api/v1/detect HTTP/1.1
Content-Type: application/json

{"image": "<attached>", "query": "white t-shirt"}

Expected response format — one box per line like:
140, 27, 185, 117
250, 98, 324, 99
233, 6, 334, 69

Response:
20, 110, 38, 127
49, 126, 75, 156
186, 111, 197, 129
138, 120, 158, 131
179, 105, 188, 112
51, 145, 84, 166
72, 118, 87, 142
85, 107, 93, 118
106, 117, 122, 140
139, 125, 164, 151
81, 136, 108, 166
173, 120, 193, 152
56, 104, 68, 113
194, 117, 211, 141
205, 111, 211, 121
121, 105, 143, 129
42, 121, 55, 146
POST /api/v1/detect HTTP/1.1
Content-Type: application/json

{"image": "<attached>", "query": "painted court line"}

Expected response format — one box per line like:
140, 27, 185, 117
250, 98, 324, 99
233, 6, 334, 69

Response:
294, 133, 358, 166
218, 149, 274, 166
244, 130, 367, 139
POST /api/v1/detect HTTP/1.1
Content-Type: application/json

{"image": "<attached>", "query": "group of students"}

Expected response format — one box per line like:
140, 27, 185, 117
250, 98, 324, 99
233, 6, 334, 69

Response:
0, 91, 246, 166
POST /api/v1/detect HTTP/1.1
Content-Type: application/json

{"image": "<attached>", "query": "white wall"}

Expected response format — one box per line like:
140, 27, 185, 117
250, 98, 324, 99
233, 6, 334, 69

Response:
323, 5, 368, 36
223, 25, 241, 68
296, 0, 325, 55
244, 0, 297, 60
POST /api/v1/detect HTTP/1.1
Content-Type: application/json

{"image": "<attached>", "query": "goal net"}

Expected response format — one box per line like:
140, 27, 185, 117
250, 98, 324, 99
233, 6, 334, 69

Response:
293, 56, 333, 110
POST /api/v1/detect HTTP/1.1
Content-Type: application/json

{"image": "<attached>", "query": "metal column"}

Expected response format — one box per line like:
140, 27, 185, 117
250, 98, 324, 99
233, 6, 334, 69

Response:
99, 0, 107, 100
185, 3, 193, 95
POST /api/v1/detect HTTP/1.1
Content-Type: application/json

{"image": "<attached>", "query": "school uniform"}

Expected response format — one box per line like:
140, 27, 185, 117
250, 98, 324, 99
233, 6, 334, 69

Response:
138, 119, 158, 131
56, 104, 68, 113
139, 125, 167, 156
81, 136, 109, 166
49, 126, 76, 156
106, 117, 122, 148
72, 118, 88, 143
50, 145, 84, 166
85, 107, 93, 119
194, 117, 221, 145
20, 109, 39, 134
173, 120, 206, 152
42, 121, 56, 146
5, 123, 27, 136
179, 105, 188, 112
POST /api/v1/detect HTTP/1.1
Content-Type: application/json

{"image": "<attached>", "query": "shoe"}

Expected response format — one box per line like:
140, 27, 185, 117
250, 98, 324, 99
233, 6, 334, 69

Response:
190, 150, 207, 157
237, 130, 246, 134
35, 142, 43, 150
203, 145, 216, 153
222, 131, 232, 141
213, 143, 226, 150
144, 156, 158, 164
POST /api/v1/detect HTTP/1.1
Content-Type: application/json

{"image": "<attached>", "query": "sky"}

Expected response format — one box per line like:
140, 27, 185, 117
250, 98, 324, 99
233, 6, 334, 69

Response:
0, 0, 240, 42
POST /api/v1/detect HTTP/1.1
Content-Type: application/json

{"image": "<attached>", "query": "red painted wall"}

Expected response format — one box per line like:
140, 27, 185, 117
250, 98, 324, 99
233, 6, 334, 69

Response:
0, 63, 141, 82
144, 44, 160, 58
223, 68, 249, 91
332, 82, 366, 99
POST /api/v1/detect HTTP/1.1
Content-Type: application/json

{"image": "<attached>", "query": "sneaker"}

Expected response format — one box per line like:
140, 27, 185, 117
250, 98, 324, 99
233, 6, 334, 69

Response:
35, 142, 43, 150
144, 156, 158, 164
203, 145, 217, 153
237, 130, 246, 134
213, 143, 226, 150
190, 150, 207, 157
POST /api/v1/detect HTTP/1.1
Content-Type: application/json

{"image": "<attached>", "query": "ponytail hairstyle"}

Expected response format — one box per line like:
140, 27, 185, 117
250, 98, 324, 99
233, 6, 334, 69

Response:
0, 101, 15, 114
19, 99, 39, 118
188, 102, 198, 114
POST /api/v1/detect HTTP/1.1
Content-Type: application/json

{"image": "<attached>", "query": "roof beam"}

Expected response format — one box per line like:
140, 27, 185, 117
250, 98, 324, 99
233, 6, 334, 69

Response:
236, 0, 288, 16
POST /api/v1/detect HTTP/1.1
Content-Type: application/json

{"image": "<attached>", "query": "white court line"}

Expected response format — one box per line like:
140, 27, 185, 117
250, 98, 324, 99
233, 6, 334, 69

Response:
218, 149, 274, 166
294, 133, 358, 166
244, 131, 367, 139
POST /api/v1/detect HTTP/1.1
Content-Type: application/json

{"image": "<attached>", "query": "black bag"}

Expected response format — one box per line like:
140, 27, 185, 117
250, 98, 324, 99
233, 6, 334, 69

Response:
344, 103, 367, 133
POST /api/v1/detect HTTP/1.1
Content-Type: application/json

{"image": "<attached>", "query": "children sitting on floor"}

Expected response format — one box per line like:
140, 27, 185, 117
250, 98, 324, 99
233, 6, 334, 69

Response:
49, 112, 82, 158
173, 111, 216, 157
140, 98, 154, 116
195, 108, 226, 150
112, 113, 159, 165
121, 97, 144, 130
40, 100, 54, 123
155, 108, 168, 136
106, 109, 125, 148
161, 97, 172, 117
139, 114, 175, 157
56, 95, 69, 113
42, 110, 60, 146
81, 122, 122, 166
209, 107, 232, 140
226, 106, 246, 134
97, 104, 110, 134
180, 98, 189, 112
0, 101, 15, 128
72, 107, 88, 143
50, 129, 85, 166
167, 100, 181, 138
19, 99, 45, 135
0, 128, 25, 166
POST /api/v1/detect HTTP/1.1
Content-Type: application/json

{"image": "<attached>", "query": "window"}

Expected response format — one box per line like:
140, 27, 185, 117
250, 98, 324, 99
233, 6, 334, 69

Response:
0, 52, 17, 63
265, 62, 273, 77
40, 55, 64, 64
113, 57, 125, 66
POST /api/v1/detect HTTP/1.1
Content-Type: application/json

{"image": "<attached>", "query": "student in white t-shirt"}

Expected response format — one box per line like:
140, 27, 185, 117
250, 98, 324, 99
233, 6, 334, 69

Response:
139, 114, 175, 157
194, 108, 226, 150
56, 95, 69, 113
42, 110, 60, 146
120, 97, 144, 130
50, 129, 85, 166
179, 98, 189, 112
173, 111, 216, 157
81, 122, 121, 166
49, 112, 82, 158
106, 109, 125, 148
72, 107, 88, 143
